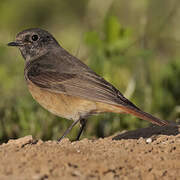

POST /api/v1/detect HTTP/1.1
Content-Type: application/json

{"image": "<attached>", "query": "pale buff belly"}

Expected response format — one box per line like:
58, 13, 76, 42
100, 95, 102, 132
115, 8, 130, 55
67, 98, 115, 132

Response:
27, 82, 123, 121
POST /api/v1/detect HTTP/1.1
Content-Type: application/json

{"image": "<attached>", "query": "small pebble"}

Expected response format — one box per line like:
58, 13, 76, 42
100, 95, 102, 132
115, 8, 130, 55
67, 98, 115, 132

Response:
146, 138, 152, 143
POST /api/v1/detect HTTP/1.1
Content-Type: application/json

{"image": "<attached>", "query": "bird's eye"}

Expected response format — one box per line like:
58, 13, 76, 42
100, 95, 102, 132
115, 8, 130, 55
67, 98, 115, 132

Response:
31, 34, 39, 41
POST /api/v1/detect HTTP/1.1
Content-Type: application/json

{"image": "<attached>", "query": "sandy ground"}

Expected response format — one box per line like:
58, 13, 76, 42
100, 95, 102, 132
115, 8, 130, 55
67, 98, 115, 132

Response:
0, 124, 179, 180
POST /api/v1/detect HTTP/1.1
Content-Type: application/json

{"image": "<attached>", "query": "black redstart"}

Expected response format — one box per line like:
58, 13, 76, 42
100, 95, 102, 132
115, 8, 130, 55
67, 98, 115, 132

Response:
8, 28, 168, 141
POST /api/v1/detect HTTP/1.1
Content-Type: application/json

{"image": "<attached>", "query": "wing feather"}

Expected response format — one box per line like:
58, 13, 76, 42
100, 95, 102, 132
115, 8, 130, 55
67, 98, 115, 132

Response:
25, 50, 139, 109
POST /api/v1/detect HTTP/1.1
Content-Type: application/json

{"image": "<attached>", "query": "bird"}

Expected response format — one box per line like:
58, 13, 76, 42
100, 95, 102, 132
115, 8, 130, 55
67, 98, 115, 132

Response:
8, 28, 168, 141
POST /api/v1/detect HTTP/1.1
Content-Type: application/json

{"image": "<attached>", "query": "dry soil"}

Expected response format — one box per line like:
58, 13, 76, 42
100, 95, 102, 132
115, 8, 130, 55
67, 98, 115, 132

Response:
0, 124, 179, 180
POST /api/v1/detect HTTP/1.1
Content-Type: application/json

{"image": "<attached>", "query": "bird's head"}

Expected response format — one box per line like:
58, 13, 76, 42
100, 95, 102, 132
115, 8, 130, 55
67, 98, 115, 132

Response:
8, 28, 60, 60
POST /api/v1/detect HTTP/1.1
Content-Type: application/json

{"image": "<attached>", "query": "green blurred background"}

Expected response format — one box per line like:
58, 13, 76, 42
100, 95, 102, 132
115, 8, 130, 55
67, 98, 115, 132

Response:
0, 0, 180, 142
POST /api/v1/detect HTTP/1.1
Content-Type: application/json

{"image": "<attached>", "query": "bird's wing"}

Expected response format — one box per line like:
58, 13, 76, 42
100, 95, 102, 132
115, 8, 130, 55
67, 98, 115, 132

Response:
25, 49, 139, 109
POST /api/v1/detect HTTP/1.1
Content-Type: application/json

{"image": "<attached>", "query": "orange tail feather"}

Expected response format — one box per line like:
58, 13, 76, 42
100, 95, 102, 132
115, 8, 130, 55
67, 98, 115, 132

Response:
115, 105, 168, 126
95, 102, 168, 126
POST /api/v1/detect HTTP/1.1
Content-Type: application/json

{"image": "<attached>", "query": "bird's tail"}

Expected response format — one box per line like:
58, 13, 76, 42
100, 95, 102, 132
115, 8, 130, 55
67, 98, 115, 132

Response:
96, 102, 168, 126
115, 104, 168, 126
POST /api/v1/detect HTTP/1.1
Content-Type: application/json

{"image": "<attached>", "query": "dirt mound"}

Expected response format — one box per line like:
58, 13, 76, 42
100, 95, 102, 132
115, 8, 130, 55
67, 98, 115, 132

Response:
0, 124, 179, 180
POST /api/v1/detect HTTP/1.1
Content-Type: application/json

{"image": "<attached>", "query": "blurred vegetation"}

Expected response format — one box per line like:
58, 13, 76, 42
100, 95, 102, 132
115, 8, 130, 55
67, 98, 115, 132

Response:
0, 0, 180, 142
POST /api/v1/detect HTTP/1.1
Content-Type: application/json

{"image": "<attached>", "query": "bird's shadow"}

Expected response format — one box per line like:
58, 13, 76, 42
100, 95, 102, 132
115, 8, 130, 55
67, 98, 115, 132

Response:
112, 123, 179, 140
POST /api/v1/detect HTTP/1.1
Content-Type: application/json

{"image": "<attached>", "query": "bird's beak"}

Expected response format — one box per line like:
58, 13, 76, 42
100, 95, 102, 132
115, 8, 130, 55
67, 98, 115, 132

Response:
7, 41, 23, 47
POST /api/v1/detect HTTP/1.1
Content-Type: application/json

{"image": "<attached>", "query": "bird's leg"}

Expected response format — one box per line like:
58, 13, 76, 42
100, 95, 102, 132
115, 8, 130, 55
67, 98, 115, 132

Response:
75, 119, 87, 141
58, 118, 81, 142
